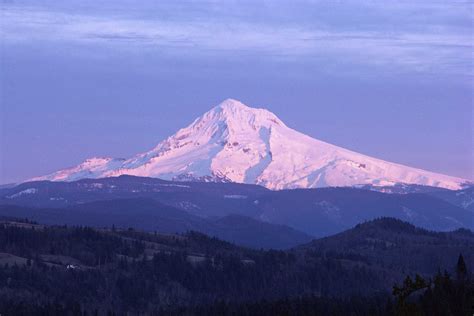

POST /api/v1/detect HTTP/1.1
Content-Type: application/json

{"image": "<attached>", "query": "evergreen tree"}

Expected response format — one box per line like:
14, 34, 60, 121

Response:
456, 253, 468, 282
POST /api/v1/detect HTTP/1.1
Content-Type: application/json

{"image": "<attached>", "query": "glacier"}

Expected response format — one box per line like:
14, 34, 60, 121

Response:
31, 99, 470, 190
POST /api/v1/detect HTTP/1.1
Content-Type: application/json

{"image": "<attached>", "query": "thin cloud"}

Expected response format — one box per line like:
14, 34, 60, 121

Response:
1, 3, 472, 76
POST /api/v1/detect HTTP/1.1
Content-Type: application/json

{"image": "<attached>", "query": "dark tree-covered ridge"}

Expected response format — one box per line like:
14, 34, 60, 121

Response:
0, 217, 472, 315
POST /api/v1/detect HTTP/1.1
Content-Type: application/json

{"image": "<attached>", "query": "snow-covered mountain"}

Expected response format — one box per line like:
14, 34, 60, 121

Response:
31, 99, 469, 190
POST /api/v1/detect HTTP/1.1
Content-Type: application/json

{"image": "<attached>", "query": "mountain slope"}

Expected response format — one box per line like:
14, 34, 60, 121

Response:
0, 199, 311, 249
31, 99, 469, 190
426, 186, 474, 212
253, 187, 474, 236
300, 217, 474, 275
2, 176, 472, 237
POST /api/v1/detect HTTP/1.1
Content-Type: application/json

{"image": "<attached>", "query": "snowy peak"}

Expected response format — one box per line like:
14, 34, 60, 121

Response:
215, 98, 285, 125
31, 99, 470, 190
196, 98, 286, 136
217, 98, 249, 111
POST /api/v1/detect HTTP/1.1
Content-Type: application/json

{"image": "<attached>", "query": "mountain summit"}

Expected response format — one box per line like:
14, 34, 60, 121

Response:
32, 99, 468, 190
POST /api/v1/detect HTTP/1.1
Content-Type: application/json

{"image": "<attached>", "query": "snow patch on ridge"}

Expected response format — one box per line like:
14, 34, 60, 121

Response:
7, 188, 38, 199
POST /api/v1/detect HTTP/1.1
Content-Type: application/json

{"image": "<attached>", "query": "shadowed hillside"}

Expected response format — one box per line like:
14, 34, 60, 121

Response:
0, 217, 472, 315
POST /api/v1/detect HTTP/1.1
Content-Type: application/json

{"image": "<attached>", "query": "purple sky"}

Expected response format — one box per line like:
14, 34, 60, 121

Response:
0, 0, 472, 184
